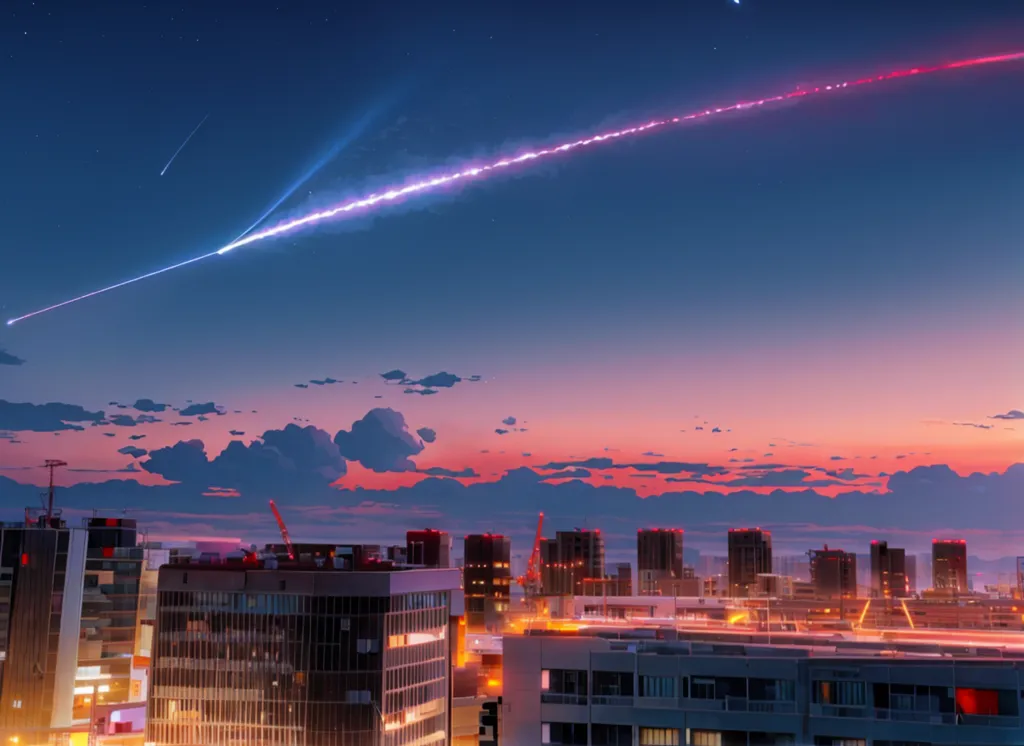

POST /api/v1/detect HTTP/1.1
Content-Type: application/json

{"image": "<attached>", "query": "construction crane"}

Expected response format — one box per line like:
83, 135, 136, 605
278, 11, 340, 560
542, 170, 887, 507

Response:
268, 500, 295, 560
516, 512, 544, 597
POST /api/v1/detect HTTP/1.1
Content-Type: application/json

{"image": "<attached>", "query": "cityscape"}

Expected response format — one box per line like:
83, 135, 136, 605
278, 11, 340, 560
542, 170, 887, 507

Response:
2, 1, 1024, 745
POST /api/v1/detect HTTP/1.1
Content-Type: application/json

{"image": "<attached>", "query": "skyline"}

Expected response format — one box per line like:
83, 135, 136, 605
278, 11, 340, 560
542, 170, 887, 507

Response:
1, 0, 1022, 558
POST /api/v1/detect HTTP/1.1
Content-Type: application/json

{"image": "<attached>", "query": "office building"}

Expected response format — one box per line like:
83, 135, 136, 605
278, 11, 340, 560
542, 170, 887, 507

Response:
503, 626, 1024, 746
727, 528, 772, 598
808, 545, 857, 599
407, 529, 451, 568
145, 557, 461, 746
0, 518, 89, 734
869, 541, 907, 599
74, 517, 144, 719
637, 529, 684, 596
905, 554, 918, 593
540, 530, 605, 596
933, 539, 968, 595
463, 534, 511, 631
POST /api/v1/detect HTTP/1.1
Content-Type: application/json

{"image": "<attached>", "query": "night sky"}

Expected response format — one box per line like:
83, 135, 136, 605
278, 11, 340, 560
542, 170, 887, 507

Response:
1, 1, 1022, 565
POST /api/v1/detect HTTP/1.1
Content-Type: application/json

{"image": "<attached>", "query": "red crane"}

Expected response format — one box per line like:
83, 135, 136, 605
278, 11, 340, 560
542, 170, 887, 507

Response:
268, 500, 295, 560
516, 512, 544, 596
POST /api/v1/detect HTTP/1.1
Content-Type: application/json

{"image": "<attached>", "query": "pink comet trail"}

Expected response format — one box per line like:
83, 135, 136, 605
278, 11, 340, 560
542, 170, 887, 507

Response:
7, 50, 1024, 327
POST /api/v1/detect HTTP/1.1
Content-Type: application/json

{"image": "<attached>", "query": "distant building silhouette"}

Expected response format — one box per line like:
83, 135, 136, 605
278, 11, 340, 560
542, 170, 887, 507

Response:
728, 528, 772, 598
637, 528, 684, 596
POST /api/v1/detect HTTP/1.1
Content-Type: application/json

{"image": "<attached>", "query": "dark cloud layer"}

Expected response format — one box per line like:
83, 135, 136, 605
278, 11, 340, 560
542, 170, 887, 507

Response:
0, 400, 105, 432
179, 402, 224, 417
0, 350, 25, 366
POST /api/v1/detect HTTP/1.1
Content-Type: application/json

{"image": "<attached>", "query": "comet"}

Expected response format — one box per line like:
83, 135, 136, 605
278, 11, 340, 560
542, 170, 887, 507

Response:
160, 113, 210, 176
7, 51, 1023, 327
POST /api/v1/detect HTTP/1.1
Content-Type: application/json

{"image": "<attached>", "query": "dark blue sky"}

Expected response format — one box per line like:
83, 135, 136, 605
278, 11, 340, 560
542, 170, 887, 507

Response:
1, 0, 1021, 557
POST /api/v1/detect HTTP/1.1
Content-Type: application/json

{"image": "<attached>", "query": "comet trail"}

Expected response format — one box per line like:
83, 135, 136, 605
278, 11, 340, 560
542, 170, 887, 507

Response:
160, 113, 210, 176
7, 51, 1024, 327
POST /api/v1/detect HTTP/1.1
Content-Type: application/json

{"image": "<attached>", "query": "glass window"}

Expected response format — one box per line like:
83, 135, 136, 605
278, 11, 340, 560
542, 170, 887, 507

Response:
639, 727, 680, 745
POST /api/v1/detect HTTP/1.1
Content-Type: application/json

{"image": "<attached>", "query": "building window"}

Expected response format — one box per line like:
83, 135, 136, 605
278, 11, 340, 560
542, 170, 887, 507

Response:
639, 727, 679, 745
542, 722, 587, 745
814, 680, 865, 707
541, 669, 588, 704
640, 675, 675, 698
591, 724, 632, 746
690, 732, 721, 746
690, 677, 715, 700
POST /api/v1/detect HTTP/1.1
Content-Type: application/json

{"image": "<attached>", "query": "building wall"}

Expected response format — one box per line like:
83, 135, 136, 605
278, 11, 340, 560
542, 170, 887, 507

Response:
501, 633, 1024, 746
0, 525, 88, 733
146, 565, 458, 746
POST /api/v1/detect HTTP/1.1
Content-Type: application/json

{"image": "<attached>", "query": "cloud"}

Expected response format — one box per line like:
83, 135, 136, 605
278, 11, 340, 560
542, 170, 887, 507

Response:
109, 414, 139, 427
179, 402, 225, 417
229, 430, 245, 436
502, 416, 517, 426
954, 422, 994, 430
541, 469, 592, 481
417, 466, 478, 478
171, 421, 192, 427
0, 350, 25, 366
7, 462, 1019, 551
416, 427, 437, 443
386, 369, 482, 394
537, 456, 727, 478
144, 424, 346, 493
133, 399, 168, 413
334, 408, 423, 473
0, 400, 105, 432
711, 427, 722, 434
118, 446, 148, 458
70, 462, 141, 474
495, 428, 509, 435
128, 434, 146, 440
414, 372, 461, 389
294, 383, 309, 389
989, 409, 1024, 421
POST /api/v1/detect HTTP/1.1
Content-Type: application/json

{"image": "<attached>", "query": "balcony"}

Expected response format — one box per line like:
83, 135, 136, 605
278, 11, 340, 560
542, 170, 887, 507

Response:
874, 708, 955, 725
540, 692, 588, 706
811, 703, 867, 718
591, 695, 632, 707
635, 696, 677, 709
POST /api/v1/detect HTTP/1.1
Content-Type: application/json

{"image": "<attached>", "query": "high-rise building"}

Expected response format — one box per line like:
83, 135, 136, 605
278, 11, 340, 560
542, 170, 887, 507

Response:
727, 528, 772, 598
932, 539, 968, 595
556, 529, 604, 596
74, 517, 144, 719
0, 518, 89, 734
905, 554, 918, 593
407, 529, 451, 568
463, 534, 511, 631
636, 528, 683, 596
145, 558, 460, 746
869, 541, 907, 599
808, 545, 857, 599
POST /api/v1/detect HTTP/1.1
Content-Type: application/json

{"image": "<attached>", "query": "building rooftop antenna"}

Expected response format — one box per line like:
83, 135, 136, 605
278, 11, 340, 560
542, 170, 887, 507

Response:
42, 459, 68, 525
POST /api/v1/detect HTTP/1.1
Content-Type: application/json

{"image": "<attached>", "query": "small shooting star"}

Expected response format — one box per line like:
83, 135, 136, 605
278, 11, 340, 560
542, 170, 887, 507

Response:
160, 113, 210, 176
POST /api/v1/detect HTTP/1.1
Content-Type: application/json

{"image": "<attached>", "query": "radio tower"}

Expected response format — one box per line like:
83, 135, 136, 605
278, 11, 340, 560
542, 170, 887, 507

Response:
43, 459, 68, 525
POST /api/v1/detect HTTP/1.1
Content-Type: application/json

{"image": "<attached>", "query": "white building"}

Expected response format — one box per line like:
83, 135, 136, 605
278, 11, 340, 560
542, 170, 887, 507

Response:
502, 627, 1024, 746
